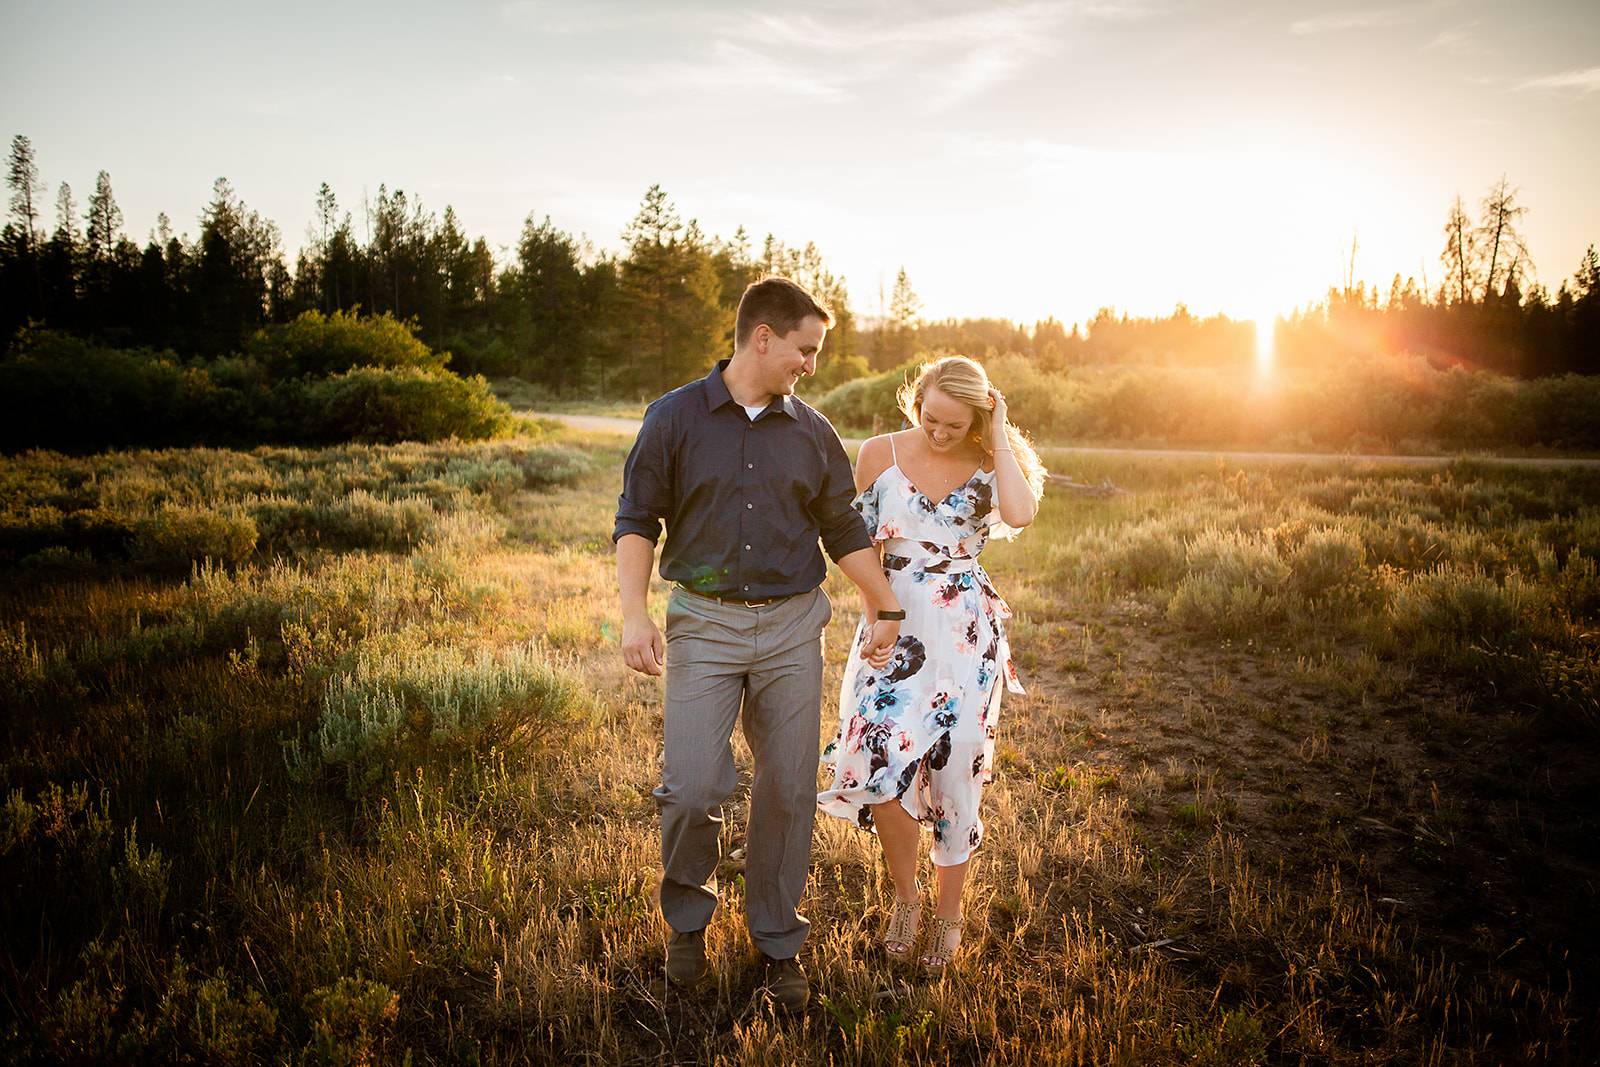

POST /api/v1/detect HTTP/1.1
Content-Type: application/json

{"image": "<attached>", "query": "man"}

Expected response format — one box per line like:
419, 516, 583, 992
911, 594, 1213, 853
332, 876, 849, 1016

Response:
614, 276, 903, 1013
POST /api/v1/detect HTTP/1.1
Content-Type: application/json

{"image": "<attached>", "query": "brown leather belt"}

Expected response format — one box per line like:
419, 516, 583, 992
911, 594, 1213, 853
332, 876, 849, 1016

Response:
677, 586, 797, 609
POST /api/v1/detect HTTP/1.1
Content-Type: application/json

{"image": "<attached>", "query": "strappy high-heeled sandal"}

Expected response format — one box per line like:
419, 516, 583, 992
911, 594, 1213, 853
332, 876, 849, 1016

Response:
882, 896, 922, 961
919, 915, 963, 974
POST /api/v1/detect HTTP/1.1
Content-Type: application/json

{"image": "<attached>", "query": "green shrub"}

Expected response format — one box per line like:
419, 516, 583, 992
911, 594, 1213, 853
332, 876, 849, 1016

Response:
0, 504, 68, 562
1385, 566, 1534, 655
0, 320, 513, 452
247, 309, 449, 379
1531, 646, 1600, 729
1, 779, 114, 860
1359, 516, 1452, 572
143, 959, 279, 1064
94, 547, 477, 667
1183, 526, 1290, 592
303, 366, 511, 443
251, 492, 438, 554
1511, 374, 1600, 451
1167, 572, 1273, 634
302, 976, 399, 1066
1289, 526, 1371, 604
288, 640, 581, 794
1105, 519, 1190, 588
1347, 488, 1445, 524
0, 330, 237, 452
110, 821, 171, 931
811, 364, 912, 431
814, 350, 1600, 452
130, 505, 258, 572
1175, 1007, 1269, 1066
1164, 527, 1290, 633
1552, 551, 1600, 620
1302, 476, 1361, 513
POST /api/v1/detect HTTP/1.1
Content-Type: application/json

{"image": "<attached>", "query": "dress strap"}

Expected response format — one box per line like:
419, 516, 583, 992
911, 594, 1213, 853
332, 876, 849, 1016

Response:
889, 432, 899, 466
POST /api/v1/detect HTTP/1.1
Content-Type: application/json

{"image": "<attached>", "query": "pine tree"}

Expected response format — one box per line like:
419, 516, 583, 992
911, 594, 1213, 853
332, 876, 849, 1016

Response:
6, 135, 41, 253
5, 134, 45, 322
435, 204, 477, 339
84, 170, 123, 261
53, 182, 76, 243
194, 177, 282, 352
618, 185, 725, 396
514, 212, 589, 387
877, 266, 922, 368
39, 182, 81, 326
1575, 245, 1600, 300
302, 182, 339, 312
1571, 245, 1600, 374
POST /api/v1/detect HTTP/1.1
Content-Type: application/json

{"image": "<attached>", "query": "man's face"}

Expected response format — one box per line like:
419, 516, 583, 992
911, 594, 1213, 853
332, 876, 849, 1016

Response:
762, 315, 827, 396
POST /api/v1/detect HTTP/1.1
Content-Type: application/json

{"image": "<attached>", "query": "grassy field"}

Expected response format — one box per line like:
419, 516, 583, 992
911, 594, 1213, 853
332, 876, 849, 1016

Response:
2, 427, 1597, 1063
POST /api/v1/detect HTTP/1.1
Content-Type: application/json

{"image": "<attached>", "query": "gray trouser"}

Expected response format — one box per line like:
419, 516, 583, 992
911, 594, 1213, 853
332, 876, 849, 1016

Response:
653, 584, 831, 960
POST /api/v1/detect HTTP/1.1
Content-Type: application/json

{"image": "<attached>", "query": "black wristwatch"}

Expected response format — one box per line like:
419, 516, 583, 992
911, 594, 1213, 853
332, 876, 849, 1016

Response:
876, 609, 906, 621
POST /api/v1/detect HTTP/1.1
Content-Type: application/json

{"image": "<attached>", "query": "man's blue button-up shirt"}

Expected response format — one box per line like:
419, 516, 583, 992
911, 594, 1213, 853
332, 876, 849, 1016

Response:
612, 359, 872, 598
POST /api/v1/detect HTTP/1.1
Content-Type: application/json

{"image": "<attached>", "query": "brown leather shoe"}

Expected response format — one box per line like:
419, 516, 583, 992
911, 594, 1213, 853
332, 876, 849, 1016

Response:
756, 954, 808, 1014
665, 929, 708, 987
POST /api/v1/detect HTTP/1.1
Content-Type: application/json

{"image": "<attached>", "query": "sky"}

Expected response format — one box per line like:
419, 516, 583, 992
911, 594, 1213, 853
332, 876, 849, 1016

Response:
4, 0, 1598, 327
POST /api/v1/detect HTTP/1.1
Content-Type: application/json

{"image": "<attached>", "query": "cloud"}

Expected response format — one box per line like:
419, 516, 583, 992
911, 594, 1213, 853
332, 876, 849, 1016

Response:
1514, 67, 1600, 95
745, 2, 1143, 52
496, 1, 693, 35
1289, 3, 1448, 35
618, 39, 853, 101
612, 2, 1161, 111
736, 2, 1160, 110
925, 46, 1032, 111
1425, 23, 1488, 57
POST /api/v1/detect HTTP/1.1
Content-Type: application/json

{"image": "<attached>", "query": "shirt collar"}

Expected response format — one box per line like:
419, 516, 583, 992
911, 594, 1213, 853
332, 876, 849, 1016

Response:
705, 359, 798, 420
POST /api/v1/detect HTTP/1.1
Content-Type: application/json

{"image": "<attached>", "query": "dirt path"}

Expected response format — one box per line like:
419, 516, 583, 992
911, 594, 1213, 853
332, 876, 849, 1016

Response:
532, 411, 1600, 469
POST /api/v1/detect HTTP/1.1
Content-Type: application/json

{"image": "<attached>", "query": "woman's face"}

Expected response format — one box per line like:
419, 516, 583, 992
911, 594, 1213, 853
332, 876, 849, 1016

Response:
918, 385, 978, 453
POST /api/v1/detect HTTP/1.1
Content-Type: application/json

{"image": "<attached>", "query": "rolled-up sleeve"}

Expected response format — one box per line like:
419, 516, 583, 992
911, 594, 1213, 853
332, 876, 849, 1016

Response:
812, 420, 873, 562
613, 404, 674, 544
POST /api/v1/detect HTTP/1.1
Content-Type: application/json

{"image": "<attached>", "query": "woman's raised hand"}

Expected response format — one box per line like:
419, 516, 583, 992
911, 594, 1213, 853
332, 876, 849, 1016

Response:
987, 387, 1009, 442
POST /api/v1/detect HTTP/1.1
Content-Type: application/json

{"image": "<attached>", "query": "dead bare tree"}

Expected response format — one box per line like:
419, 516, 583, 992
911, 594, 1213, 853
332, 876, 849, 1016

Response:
1477, 176, 1532, 302
1441, 194, 1476, 305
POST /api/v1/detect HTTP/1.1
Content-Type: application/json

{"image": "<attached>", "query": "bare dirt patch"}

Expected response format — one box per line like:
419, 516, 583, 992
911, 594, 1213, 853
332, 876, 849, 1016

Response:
1009, 591, 1600, 1031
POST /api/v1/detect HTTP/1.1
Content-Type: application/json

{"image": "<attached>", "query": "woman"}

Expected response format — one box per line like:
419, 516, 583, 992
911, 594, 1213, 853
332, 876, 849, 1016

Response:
818, 355, 1045, 973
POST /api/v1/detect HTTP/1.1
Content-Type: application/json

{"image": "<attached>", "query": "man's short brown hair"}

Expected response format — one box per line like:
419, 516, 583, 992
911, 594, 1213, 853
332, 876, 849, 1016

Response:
735, 276, 834, 349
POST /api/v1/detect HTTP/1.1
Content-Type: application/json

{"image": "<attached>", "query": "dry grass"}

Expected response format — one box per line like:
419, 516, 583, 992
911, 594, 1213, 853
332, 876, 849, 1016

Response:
0, 429, 1595, 1063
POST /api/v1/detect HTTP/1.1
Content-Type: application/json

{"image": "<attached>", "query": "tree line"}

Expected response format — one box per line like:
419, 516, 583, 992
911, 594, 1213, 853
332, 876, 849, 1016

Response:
859, 179, 1598, 379
4, 133, 1598, 403
1, 136, 863, 400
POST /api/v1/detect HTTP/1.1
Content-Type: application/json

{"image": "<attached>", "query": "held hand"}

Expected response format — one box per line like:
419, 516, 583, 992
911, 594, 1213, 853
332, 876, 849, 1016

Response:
621, 614, 666, 676
860, 618, 900, 669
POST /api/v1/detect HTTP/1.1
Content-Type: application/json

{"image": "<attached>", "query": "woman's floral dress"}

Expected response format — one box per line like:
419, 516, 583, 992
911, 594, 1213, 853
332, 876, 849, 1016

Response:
818, 443, 1025, 866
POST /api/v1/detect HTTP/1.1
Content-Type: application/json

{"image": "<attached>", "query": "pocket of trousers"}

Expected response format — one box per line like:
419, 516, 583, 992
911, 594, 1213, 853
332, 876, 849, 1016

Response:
664, 587, 691, 640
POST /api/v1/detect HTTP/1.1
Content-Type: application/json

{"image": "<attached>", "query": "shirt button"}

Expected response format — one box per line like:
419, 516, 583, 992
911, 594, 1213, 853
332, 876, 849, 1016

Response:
747, 463, 754, 469
744, 544, 751, 551
745, 502, 753, 510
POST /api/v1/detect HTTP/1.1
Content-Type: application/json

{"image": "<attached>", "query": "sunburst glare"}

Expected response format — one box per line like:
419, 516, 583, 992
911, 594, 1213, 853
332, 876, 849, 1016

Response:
1254, 314, 1276, 378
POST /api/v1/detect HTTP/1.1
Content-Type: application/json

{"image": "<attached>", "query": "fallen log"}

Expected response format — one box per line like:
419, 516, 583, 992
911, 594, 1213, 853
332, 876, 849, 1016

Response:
1045, 473, 1126, 496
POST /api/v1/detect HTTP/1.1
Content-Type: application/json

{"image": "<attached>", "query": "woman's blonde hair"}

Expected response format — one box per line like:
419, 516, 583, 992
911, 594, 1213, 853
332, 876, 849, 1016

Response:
896, 355, 1046, 498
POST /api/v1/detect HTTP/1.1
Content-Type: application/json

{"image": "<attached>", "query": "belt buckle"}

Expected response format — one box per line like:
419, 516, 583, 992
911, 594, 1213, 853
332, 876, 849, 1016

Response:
741, 595, 778, 608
